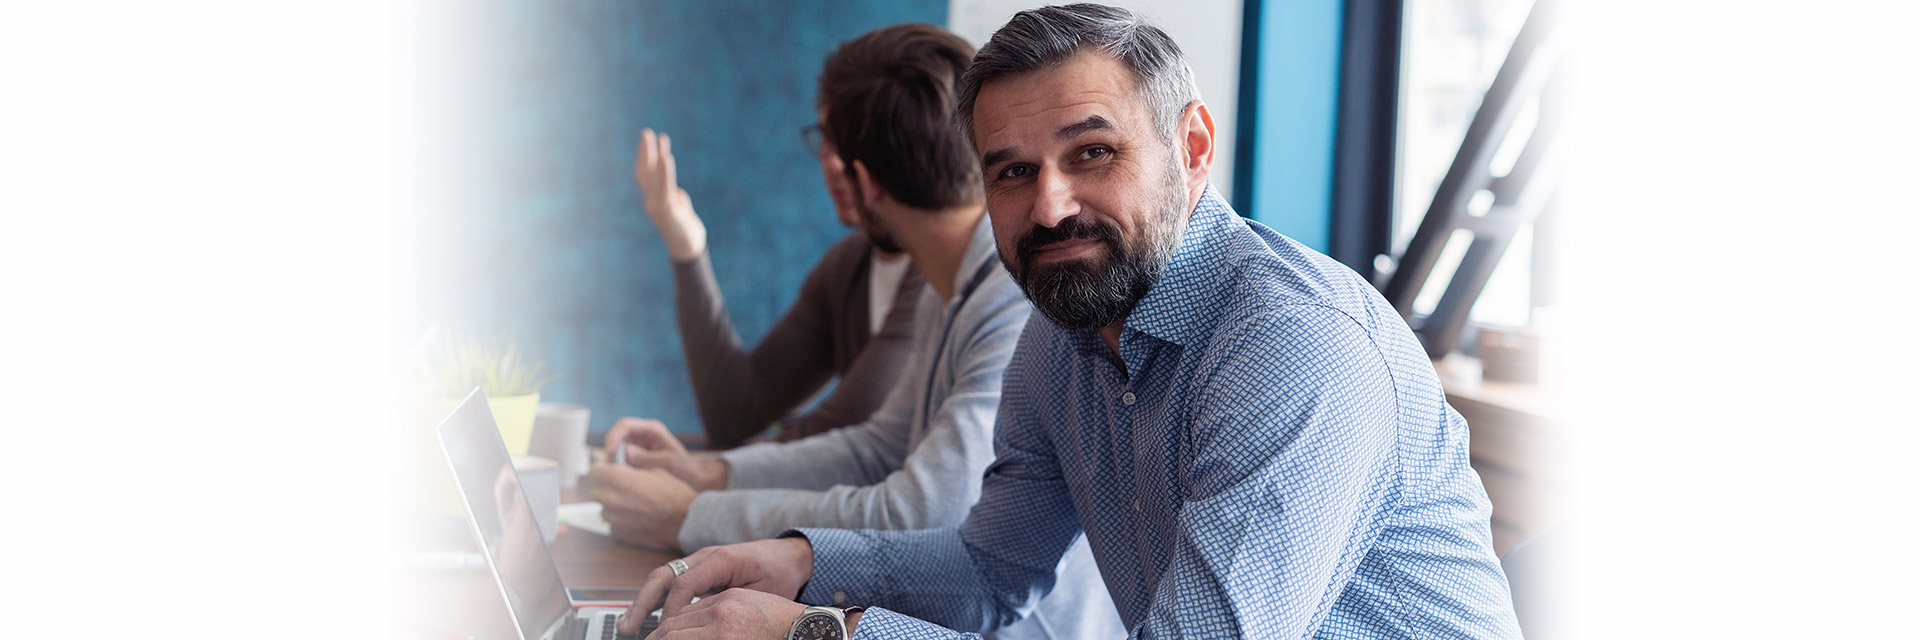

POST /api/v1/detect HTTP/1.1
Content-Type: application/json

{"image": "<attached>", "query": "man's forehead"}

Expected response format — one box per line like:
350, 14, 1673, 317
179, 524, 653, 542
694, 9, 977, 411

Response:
992, 99, 1116, 132
974, 55, 1148, 151
977, 54, 1139, 116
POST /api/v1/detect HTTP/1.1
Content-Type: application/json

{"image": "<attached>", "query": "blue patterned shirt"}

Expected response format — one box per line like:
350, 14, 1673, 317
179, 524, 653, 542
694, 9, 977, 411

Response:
795, 186, 1521, 638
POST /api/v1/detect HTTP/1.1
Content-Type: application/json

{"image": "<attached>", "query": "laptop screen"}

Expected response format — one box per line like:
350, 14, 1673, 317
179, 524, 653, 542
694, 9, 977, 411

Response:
437, 388, 572, 640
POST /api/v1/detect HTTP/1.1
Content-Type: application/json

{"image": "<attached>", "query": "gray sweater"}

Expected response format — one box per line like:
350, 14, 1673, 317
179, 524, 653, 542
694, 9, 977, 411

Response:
676, 217, 1123, 640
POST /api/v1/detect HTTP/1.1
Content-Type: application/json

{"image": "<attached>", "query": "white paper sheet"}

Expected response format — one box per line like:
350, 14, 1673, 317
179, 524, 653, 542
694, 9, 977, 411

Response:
556, 501, 612, 537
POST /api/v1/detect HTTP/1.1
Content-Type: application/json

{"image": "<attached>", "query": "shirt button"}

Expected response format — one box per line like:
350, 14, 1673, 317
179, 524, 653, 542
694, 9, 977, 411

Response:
1121, 392, 1136, 405
833, 591, 847, 604
1133, 499, 1142, 512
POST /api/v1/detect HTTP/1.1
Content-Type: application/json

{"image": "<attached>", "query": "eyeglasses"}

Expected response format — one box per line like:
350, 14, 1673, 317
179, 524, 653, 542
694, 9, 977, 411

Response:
801, 123, 826, 156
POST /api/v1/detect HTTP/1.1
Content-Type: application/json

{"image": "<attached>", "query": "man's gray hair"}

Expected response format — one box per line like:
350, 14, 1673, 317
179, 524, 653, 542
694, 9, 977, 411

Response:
957, 3, 1200, 145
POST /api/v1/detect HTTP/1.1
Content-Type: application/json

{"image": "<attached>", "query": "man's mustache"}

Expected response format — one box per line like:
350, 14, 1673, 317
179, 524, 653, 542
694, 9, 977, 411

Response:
1015, 216, 1122, 271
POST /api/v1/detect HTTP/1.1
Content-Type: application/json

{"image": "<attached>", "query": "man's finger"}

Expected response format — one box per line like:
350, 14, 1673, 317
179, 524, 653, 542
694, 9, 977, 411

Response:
587, 460, 629, 484
586, 467, 613, 502
625, 449, 685, 471
621, 563, 679, 634
639, 130, 658, 177
605, 421, 638, 453
587, 463, 640, 508
659, 134, 677, 188
645, 602, 716, 640
630, 437, 685, 458
641, 130, 656, 171
670, 589, 725, 616
598, 503, 633, 528
611, 418, 684, 456
625, 420, 677, 447
660, 548, 723, 619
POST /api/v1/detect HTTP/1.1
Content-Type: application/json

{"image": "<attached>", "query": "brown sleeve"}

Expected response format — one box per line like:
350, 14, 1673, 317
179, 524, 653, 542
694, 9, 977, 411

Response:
672, 234, 867, 449
774, 259, 925, 442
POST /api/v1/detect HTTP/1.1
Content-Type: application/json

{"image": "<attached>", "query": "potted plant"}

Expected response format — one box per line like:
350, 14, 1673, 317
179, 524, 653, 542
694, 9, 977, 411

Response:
417, 333, 559, 456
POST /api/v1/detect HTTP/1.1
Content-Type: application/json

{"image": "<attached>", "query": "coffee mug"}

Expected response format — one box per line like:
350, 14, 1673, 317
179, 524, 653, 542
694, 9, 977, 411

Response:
531, 402, 591, 490
511, 455, 561, 542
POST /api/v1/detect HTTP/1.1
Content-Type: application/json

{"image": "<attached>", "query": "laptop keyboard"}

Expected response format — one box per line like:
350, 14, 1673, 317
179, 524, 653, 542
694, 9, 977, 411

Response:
557, 616, 588, 640
603, 612, 649, 640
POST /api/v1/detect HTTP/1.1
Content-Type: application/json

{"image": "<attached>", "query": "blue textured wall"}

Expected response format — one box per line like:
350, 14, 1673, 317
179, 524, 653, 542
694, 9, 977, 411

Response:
436, 1, 949, 436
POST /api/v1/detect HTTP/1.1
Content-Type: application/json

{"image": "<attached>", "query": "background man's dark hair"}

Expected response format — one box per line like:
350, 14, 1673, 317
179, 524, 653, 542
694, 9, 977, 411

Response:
957, 4, 1199, 145
818, 24, 981, 211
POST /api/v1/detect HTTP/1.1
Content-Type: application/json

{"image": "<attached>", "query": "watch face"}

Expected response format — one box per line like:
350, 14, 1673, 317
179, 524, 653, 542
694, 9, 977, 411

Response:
791, 611, 844, 640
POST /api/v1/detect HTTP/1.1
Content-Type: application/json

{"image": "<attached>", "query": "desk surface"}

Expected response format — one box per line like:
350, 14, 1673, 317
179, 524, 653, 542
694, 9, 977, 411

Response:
401, 493, 674, 640
549, 521, 676, 588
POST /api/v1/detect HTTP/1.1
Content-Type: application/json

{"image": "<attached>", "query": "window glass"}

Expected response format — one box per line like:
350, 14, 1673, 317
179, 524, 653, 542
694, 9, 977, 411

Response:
1397, 0, 1538, 328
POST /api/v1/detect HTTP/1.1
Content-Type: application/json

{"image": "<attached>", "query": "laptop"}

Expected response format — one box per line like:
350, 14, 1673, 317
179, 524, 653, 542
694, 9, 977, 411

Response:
436, 388, 658, 640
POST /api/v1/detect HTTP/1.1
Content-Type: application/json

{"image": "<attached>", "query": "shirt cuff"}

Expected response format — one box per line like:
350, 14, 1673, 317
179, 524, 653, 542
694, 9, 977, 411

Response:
715, 441, 787, 490
674, 491, 728, 552
669, 246, 712, 271
848, 607, 976, 640
789, 527, 885, 607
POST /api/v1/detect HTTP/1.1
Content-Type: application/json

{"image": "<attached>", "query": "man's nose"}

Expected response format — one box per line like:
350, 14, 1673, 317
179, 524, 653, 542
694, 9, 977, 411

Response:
1030, 165, 1079, 228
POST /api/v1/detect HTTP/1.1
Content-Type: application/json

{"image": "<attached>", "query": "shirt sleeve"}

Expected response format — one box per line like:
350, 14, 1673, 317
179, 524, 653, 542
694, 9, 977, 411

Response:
846, 607, 984, 640
789, 323, 1085, 637
715, 346, 922, 493
776, 263, 924, 442
674, 289, 1024, 552
1131, 305, 1401, 638
673, 236, 870, 449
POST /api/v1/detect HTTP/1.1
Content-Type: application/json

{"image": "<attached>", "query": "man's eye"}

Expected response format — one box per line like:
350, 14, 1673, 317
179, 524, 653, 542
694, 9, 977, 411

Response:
999, 165, 1032, 180
1078, 147, 1112, 161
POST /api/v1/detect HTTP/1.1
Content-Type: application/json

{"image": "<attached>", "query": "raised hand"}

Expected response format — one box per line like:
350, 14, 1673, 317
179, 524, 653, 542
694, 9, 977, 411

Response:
635, 128, 707, 261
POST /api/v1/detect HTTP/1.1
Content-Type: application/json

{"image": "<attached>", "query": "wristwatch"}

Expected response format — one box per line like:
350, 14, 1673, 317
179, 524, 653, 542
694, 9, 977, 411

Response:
786, 605, 863, 640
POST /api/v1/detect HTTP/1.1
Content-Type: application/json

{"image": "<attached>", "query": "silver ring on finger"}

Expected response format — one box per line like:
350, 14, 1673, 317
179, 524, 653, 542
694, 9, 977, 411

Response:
667, 558, 689, 577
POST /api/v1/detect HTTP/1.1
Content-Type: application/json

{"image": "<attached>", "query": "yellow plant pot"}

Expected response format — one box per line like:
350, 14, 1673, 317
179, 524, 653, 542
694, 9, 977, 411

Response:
413, 391, 541, 517
486, 392, 541, 456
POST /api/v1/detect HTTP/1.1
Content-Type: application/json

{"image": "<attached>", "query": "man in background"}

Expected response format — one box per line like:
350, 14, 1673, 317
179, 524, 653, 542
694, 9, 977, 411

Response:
629, 53, 926, 450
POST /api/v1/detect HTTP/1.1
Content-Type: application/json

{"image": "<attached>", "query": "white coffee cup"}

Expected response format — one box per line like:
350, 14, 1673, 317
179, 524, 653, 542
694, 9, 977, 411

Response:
531, 402, 591, 490
511, 455, 561, 542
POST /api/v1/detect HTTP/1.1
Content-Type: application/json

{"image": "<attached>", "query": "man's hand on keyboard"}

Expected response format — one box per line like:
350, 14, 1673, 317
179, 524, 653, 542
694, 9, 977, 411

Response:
618, 537, 814, 635
645, 588, 811, 640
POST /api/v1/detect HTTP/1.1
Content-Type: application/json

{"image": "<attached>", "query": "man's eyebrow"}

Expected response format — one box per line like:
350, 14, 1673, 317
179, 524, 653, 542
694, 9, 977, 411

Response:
980, 116, 1117, 169
1058, 115, 1114, 139
981, 147, 1019, 169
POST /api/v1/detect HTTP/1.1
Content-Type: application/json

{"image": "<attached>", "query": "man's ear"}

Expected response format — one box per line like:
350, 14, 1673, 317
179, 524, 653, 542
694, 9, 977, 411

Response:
849, 160, 887, 208
1179, 101, 1216, 196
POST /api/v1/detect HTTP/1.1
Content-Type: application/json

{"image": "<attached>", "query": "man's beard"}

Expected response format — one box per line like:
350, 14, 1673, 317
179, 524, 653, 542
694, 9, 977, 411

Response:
848, 186, 903, 254
861, 209, 903, 254
1004, 164, 1190, 332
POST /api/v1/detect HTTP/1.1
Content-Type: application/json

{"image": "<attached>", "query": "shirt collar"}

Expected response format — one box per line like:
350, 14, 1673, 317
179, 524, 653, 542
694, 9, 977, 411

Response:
1121, 183, 1240, 347
948, 213, 1002, 305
